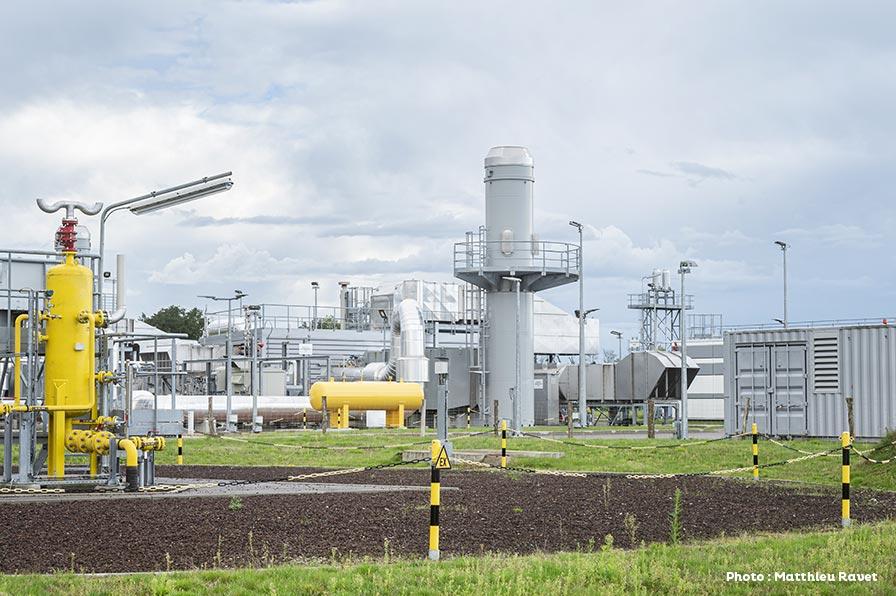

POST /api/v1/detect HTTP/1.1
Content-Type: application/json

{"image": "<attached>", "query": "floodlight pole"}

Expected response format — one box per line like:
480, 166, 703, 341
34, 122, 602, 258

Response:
96, 172, 232, 309
569, 221, 587, 429
775, 241, 789, 328
678, 261, 696, 439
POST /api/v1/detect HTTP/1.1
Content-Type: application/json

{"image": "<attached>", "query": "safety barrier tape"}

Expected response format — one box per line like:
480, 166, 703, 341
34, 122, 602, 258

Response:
761, 435, 838, 457
217, 434, 433, 452
0, 487, 65, 495
174, 457, 433, 492
619, 447, 841, 479
852, 437, 896, 464
454, 457, 588, 478
520, 431, 749, 451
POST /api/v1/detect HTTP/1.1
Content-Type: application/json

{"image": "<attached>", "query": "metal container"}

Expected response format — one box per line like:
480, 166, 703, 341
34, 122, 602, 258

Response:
723, 325, 896, 438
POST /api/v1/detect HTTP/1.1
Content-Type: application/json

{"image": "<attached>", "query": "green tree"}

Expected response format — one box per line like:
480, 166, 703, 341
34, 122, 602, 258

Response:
140, 306, 205, 340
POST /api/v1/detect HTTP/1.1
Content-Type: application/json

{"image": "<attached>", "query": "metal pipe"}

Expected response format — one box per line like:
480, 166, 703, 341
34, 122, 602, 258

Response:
12, 314, 28, 408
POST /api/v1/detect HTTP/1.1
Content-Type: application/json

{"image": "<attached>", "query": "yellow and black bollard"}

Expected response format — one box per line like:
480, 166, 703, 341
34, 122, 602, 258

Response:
751, 423, 758, 480
466, 407, 471, 429
842, 431, 851, 528
176, 434, 184, 465
429, 439, 442, 561
302, 409, 307, 430
500, 419, 507, 468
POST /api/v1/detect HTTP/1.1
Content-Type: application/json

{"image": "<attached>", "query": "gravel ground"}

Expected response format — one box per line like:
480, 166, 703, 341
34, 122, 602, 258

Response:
0, 464, 893, 573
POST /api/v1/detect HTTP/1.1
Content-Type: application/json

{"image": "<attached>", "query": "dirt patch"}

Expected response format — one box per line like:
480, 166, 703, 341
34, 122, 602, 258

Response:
0, 465, 893, 573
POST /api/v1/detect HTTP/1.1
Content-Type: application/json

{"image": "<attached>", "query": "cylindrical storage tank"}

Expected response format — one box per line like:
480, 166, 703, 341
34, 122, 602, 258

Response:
44, 254, 95, 414
661, 269, 671, 290
484, 146, 535, 269
652, 269, 663, 289
309, 381, 424, 411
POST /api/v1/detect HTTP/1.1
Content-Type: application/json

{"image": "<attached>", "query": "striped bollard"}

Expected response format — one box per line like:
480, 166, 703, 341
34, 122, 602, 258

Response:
751, 423, 758, 480
466, 407, 471, 429
842, 431, 851, 528
176, 434, 184, 465
303, 409, 307, 430
429, 439, 442, 561
500, 419, 507, 468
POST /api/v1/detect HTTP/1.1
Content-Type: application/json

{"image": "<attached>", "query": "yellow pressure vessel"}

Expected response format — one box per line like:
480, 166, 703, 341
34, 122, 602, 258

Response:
45, 253, 96, 476
309, 381, 423, 411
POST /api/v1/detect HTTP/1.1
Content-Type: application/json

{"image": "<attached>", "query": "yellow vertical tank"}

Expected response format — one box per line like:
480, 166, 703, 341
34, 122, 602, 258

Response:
44, 252, 97, 477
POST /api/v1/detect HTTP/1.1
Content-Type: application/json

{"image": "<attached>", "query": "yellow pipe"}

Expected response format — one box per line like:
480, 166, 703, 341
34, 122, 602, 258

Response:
118, 438, 140, 492
13, 313, 28, 408
118, 438, 138, 468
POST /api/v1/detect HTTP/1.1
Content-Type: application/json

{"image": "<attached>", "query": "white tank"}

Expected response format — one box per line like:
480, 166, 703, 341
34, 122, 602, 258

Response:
484, 146, 535, 269
661, 269, 671, 291
652, 269, 663, 289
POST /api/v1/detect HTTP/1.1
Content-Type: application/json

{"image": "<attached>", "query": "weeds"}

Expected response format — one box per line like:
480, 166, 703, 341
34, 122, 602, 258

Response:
602, 534, 614, 551
229, 496, 243, 511
669, 488, 683, 545
602, 479, 612, 509
624, 512, 639, 546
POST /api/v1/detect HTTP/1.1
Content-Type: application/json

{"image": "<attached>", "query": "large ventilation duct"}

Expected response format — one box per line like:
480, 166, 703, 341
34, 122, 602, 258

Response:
335, 298, 429, 383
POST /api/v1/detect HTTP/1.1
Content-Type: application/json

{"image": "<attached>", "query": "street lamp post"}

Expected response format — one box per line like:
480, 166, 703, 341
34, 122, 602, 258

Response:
569, 220, 588, 429
774, 241, 788, 328
610, 330, 623, 361
678, 260, 697, 439
575, 307, 600, 426
311, 281, 319, 329
199, 290, 247, 432
97, 172, 233, 309
502, 276, 522, 434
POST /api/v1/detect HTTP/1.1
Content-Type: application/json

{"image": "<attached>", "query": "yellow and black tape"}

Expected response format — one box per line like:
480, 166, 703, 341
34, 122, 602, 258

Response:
429, 439, 441, 561
500, 420, 507, 469
841, 431, 850, 527
751, 423, 758, 480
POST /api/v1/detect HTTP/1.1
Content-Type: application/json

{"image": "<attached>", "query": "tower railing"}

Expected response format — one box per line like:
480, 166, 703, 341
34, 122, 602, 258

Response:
453, 240, 581, 276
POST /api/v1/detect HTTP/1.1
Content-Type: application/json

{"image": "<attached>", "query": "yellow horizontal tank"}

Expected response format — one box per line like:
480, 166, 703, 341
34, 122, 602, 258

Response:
309, 381, 423, 428
309, 381, 423, 411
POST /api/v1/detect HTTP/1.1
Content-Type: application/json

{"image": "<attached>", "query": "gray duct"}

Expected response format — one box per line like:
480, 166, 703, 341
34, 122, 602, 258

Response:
335, 298, 429, 383
105, 254, 127, 324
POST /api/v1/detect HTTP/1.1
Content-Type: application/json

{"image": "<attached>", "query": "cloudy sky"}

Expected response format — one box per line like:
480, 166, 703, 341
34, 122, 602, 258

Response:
1, 1, 894, 349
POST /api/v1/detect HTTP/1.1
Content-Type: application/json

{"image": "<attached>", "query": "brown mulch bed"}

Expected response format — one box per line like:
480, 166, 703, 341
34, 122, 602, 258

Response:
0, 464, 893, 573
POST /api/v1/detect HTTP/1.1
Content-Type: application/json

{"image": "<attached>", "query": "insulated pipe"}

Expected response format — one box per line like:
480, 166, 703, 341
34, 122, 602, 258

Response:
13, 314, 28, 408
333, 298, 429, 383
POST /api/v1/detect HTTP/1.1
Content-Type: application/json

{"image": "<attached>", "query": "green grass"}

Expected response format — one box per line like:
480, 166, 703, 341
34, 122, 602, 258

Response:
1, 521, 893, 595
158, 430, 896, 491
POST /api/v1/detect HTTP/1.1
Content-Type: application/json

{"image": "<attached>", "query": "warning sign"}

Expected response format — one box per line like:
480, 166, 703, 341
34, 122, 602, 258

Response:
434, 446, 451, 469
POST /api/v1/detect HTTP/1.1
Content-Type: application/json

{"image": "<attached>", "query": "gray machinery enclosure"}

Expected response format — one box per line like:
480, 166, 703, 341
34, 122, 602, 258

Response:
724, 324, 896, 439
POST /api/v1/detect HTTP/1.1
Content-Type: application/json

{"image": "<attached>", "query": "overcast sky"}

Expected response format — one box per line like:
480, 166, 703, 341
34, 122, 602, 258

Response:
2, 1, 894, 350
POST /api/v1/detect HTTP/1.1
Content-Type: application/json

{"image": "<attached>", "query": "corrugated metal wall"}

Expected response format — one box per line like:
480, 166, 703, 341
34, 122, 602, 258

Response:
724, 325, 896, 439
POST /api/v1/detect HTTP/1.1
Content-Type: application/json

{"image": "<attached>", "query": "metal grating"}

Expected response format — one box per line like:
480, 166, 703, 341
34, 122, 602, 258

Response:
813, 335, 840, 392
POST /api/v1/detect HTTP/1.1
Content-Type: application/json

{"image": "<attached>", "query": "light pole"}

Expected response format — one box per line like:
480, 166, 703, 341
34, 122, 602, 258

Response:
311, 281, 319, 329
678, 260, 697, 439
97, 172, 233, 309
199, 290, 247, 432
610, 330, 623, 361
502, 276, 522, 434
575, 307, 600, 426
774, 241, 788, 328
569, 220, 588, 428
94, 172, 233, 423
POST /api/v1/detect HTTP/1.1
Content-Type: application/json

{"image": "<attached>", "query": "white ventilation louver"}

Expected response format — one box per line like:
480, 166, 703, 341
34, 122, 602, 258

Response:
813, 335, 840, 392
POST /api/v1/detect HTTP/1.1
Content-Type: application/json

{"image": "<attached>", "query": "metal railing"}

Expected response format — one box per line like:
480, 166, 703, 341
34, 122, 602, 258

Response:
453, 240, 580, 276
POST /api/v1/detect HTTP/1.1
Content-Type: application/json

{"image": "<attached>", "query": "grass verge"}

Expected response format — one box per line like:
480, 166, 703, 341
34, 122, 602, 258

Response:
0, 521, 893, 595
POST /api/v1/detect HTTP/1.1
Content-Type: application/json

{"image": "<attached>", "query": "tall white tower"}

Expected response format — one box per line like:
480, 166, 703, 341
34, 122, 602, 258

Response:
454, 146, 579, 428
